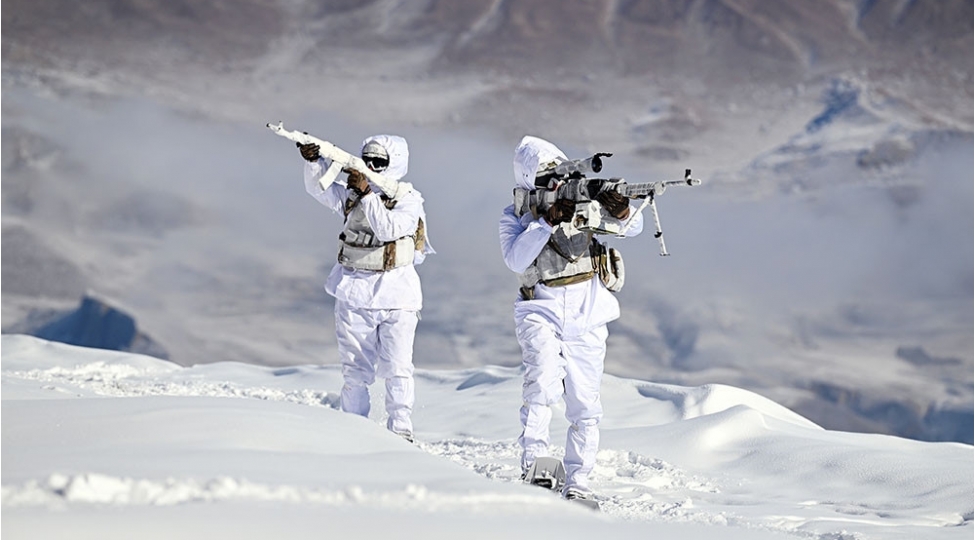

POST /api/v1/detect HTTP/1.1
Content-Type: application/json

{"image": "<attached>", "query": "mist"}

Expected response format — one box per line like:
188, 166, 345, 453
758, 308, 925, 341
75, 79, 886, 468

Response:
7, 83, 971, 366
2, 0, 971, 442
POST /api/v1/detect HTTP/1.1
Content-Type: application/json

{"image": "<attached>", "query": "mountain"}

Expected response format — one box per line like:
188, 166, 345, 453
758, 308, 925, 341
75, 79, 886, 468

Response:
3, 0, 970, 165
1, 0, 971, 445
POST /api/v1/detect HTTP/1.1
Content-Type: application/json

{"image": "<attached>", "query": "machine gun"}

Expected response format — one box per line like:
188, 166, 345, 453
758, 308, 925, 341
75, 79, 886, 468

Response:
517, 154, 702, 256
266, 121, 408, 199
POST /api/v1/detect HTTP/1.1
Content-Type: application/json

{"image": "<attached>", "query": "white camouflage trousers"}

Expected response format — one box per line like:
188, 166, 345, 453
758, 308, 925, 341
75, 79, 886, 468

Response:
334, 301, 418, 436
515, 312, 607, 492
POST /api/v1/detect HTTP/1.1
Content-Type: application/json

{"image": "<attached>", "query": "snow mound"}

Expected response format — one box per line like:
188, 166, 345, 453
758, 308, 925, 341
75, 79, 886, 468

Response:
3, 335, 972, 540
632, 381, 821, 429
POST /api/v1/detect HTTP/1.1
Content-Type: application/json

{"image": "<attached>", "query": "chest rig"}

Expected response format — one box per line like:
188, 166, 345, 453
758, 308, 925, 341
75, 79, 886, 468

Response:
338, 192, 425, 272
513, 188, 625, 299
512, 188, 598, 298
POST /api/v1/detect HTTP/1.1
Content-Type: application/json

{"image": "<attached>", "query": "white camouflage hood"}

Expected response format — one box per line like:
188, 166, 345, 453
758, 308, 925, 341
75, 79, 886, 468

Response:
512, 135, 567, 190
361, 134, 409, 182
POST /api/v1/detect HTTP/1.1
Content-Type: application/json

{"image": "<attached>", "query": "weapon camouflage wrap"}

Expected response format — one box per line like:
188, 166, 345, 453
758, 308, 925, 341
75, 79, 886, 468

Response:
517, 153, 702, 256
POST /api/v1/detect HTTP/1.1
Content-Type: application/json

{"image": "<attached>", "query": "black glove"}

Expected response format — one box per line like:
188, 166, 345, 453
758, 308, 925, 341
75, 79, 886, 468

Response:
545, 199, 575, 226
596, 190, 630, 220
297, 142, 320, 162
346, 168, 371, 196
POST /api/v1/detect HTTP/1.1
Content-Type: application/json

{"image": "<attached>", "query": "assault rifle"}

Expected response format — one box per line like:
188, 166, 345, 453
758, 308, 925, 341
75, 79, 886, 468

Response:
266, 121, 408, 199
518, 153, 702, 256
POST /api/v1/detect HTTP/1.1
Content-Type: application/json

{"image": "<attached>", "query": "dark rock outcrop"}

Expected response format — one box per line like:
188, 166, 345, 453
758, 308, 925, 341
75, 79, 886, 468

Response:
32, 294, 169, 360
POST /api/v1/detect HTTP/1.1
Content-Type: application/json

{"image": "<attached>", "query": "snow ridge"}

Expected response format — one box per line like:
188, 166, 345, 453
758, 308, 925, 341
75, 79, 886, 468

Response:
7, 364, 341, 409
1, 359, 760, 525
1, 473, 555, 511
4, 336, 971, 539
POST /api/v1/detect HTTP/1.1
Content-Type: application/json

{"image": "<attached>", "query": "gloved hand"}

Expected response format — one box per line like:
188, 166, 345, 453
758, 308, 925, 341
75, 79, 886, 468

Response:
545, 198, 576, 226
596, 190, 630, 220
297, 142, 321, 162
346, 168, 371, 196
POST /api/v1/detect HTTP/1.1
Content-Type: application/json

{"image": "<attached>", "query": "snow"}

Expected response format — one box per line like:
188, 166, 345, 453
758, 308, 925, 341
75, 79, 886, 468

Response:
3, 334, 971, 539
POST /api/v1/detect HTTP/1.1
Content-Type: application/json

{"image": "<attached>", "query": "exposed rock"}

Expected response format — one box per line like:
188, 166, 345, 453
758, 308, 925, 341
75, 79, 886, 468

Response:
805, 379, 973, 443
31, 294, 169, 360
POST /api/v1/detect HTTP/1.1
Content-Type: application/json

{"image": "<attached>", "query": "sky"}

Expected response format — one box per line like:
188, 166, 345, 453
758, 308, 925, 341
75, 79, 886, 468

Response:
2, 334, 972, 539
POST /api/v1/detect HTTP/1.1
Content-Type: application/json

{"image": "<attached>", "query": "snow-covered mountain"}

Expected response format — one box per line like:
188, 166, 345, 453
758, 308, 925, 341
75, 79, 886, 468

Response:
3, 335, 972, 540
2, 0, 971, 446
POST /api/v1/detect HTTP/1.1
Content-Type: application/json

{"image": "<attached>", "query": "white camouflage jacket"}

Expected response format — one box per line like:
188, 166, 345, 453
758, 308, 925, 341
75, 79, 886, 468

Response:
499, 136, 643, 337
304, 134, 434, 311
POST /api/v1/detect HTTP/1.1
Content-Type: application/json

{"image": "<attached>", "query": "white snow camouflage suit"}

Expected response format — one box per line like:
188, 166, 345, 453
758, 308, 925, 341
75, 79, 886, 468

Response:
499, 135, 643, 494
303, 134, 434, 438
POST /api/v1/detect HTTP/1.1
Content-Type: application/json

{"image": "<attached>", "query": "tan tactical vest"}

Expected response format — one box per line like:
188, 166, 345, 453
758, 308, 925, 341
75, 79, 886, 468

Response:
338, 193, 425, 272
512, 189, 597, 295
513, 188, 625, 299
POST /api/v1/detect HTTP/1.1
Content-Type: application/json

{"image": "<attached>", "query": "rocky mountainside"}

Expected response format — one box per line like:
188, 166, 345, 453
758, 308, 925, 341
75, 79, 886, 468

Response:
5, 0, 970, 80
2, 0, 971, 443
4, 0, 971, 167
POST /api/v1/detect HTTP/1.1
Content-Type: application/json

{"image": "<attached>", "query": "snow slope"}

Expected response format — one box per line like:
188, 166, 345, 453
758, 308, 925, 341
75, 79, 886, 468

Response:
3, 335, 971, 539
